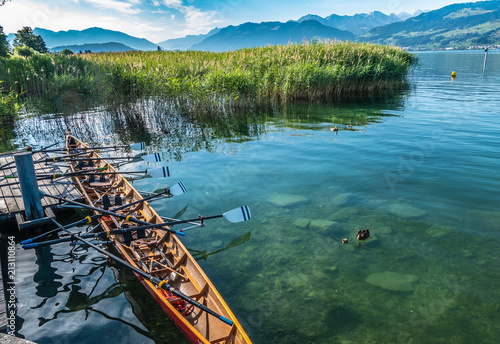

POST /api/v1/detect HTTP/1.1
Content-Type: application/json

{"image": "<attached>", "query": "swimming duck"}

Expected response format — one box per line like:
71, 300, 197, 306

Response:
330, 125, 338, 132
342, 238, 348, 244
356, 228, 370, 240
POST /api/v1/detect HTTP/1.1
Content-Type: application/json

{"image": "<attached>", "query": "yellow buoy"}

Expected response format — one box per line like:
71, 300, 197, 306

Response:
451, 71, 457, 79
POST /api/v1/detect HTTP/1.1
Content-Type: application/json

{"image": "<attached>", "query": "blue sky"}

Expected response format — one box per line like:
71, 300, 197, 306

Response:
1, 0, 475, 42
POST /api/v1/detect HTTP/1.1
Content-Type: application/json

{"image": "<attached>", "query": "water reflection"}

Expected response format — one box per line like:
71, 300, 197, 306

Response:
189, 231, 252, 261
0, 114, 16, 152
6, 89, 409, 159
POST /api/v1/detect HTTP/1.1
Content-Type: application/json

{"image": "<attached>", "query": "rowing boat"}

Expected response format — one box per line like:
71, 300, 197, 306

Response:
65, 135, 252, 344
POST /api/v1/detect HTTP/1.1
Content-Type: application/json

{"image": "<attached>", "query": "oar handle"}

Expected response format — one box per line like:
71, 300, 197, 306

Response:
112, 189, 169, 212
152, 278, 234, 326
20, 215, 102, 245
43, 193, 185, 236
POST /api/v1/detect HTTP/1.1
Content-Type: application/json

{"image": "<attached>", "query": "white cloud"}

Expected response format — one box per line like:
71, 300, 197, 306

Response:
160, 0, 219, 34
86, 0, 141, 14
162, 0, 183, 7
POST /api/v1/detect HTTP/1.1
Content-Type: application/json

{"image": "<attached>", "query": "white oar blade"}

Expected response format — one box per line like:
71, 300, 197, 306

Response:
142, 152, 164, 163
169, 181, 187, 196
148, 166, 170, 178
130, 142, 146, 151
223, 206, 251, 223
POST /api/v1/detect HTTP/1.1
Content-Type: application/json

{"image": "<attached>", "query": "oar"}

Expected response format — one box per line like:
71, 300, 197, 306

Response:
19, 214, 102, 245
41, 193, 185, 236
161, 206, 252, 232
65, 166, 170, 179
24, 204, 252, 248
2, 167, 165, 183
5, 166, 109, 179
23, 221, 183, 248
113, 182, 187, 212
0, 142, 61, 164
141, 152, 165, 163
46, 142, 146, 153
37, 156, 132, 164
49, 218, 234, 326
70, 241, 112, 246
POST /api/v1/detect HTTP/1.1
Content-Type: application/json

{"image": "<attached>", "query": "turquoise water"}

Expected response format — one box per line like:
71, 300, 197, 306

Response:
2, 50, 500, 343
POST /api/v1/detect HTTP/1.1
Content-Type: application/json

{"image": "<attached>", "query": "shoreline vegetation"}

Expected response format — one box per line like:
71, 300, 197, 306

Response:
0, 41, 418, 115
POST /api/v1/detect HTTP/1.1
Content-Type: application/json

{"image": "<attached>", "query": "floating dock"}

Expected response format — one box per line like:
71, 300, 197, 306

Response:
0, 151, 81, 229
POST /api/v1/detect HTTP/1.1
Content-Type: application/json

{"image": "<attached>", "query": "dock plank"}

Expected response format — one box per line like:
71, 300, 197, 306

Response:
0, 152, 81, 225
0, 334, 38, 343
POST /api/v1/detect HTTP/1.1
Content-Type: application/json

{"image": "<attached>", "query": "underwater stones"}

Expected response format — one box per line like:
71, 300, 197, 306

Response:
426, 225, 453, 238
365, 271, 419, 292
309, 219, 336, 232
324, 265, 338, 272
294, 218, 311, 229
287, 273, 309, 288
331, 193, 352, 207
388, 203, 426, 218
268, 193, 308, 207
328, 207, 359, 221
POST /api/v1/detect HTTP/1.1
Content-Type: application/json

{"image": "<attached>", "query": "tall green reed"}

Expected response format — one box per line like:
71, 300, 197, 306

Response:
0, 41, 418, 113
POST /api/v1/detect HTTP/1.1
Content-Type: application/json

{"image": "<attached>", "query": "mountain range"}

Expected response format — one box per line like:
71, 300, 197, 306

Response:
6, 1, 500, 52
364, 1, 500, 48
297, 11, 402, 36
191, 20, 355, 52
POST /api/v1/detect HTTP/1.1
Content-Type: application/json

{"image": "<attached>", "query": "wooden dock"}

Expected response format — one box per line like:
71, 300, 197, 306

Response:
0, 334, 38, 343
0, 151, 81, 228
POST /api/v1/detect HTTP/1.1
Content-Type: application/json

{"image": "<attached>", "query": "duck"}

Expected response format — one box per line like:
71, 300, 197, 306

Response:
346, 124, 352, 129
330, 125, 338, 132
356, 228, 370, 240
342, 238, 348, 244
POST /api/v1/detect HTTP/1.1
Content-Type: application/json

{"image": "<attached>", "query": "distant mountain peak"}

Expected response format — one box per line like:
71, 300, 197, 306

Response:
31, 27, 158, 51
298, 11, 402, 36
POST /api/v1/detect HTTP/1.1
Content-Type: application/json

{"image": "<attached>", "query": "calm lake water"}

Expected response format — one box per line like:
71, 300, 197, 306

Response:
2, 50, 500, 344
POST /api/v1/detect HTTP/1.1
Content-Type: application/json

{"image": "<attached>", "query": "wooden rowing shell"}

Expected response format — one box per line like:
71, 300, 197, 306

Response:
65, 135, 252, 344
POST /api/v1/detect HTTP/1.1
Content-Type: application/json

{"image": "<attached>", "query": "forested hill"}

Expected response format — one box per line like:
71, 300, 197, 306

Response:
363, 1, 500, 48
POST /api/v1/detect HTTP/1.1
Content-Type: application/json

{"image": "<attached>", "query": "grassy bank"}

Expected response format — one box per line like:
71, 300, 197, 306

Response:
0, 41, 418, 112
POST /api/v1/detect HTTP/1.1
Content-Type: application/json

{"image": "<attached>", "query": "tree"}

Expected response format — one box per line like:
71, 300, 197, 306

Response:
14, 45, 34, 58
61, 48, 74, 56
0, 25, 10, 58
13, 26, 48, 54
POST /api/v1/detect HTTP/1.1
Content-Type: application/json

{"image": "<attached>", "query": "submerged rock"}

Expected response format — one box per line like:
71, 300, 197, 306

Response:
294, 218, 311, 229
328, 207, 359, 221
287, 273, 309, 288
309, 219, 336, 232
331, 193, 352, 207
426, 225, 453, 238
388, 203, 426, 218
268, 194, 308, 207
365, 271, 419, 292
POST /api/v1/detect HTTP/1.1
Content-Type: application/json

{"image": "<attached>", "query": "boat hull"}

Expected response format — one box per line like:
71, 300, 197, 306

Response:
65, 135, 252, 344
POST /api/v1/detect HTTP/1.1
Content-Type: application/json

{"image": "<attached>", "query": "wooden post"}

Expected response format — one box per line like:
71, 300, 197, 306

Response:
14, 152, 44, 220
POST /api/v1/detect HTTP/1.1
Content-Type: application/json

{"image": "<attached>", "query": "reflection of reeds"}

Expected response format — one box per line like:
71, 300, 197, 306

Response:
0, 41, 418, 113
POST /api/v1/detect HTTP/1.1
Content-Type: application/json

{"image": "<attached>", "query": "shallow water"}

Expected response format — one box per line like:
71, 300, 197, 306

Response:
2, 50, 500, 344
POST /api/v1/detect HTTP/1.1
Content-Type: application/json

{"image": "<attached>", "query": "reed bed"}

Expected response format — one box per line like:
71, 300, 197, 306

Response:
0, 41, 418, 113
